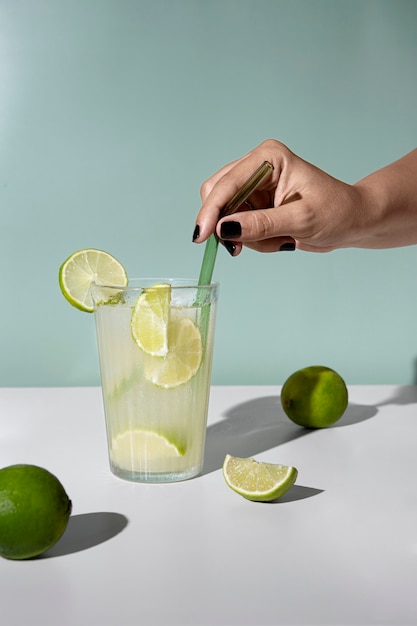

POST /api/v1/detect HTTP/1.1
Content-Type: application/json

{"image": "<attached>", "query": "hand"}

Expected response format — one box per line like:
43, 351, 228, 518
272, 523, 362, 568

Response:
193, 139, 365, 254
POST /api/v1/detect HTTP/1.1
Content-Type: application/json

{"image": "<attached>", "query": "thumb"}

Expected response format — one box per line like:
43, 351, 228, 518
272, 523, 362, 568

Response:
217, 198, 308, 243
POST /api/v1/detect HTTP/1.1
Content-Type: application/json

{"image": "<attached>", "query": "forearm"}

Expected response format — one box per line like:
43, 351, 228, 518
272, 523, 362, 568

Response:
353, 149, 417, 248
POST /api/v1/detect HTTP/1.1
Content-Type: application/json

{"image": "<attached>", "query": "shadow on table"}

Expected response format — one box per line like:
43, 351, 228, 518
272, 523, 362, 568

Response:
42, 512, 128, 558
278, 484, 324, 503
203, 394, 378, 476
260, 485, 325, 504
377, 385, 417, 406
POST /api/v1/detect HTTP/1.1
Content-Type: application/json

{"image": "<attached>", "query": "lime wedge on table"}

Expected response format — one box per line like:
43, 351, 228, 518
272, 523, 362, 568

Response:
130, 284, 171, 356
111, 429, 185, 471
59, 249, 128, 312
222, 454, 298, 502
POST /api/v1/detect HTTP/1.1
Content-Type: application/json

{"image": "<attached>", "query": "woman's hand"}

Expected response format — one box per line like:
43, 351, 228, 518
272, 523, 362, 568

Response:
193, 139, 417, 254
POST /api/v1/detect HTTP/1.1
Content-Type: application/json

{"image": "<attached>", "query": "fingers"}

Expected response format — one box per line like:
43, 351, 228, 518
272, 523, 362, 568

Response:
216, 200, 304, 245
220, 240, 243, 256
193, 139, 356, 254
224, 238, 296, 254
193, 140, 285, 243
216, 200, 338, 254
193, 157, 248, 243
215, 200, 300, 255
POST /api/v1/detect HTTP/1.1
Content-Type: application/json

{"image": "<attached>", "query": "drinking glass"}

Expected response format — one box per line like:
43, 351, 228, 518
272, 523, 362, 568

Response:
91, 279, 218, 483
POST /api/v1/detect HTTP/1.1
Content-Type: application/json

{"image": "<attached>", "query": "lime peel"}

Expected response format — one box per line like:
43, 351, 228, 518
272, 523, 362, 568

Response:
0, 464, 72, 560
222, 454, 298, 502
281, 365, 348, 428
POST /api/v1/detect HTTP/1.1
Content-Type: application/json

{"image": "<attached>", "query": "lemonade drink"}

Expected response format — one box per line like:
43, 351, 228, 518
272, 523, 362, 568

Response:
91, 279, 218, 482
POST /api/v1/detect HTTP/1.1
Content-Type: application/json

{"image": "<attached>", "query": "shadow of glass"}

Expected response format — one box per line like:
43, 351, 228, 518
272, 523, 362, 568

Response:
203, 396, 303, 475
41, 512, 128, 558
203, 395, 378, 475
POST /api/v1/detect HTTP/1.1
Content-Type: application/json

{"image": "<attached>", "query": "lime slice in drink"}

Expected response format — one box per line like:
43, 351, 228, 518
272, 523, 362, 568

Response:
111, 429, 185, 472
144, 317, 202, 388
222, 454, 298, 502
130, 284, 171, 357
59, 249, 128, 312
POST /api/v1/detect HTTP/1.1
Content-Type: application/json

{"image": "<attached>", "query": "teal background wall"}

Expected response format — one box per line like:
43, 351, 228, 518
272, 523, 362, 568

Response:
1, 0, 417, 387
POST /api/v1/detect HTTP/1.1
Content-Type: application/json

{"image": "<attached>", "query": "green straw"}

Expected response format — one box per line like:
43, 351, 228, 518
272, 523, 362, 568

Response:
196, 161, 273, 343
197, 161, 274, 286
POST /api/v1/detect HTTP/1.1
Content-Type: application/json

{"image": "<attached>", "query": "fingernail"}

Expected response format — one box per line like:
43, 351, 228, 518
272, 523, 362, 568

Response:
220, 221, 242, 239
192, 224, 200, 241
279, 242, 296, 251
223, 240, 236, 256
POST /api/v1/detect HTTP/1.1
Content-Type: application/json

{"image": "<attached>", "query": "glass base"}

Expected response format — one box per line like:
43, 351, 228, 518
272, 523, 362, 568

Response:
110, 463, 202, 483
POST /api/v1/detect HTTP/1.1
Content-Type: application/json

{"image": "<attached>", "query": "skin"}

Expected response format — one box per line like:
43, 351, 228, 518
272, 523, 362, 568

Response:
193, 139, 417, 255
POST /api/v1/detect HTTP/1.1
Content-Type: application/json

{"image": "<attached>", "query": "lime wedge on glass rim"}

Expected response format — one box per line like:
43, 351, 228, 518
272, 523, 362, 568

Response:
222, 454, 298, 502
59, 248, 128, 312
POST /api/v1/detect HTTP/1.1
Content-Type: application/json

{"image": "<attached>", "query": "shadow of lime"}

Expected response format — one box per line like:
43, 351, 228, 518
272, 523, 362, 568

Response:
203, 394, 377, 475
42, 512, 128, 558
377, 385, 417, 406
268, 485, 324, 504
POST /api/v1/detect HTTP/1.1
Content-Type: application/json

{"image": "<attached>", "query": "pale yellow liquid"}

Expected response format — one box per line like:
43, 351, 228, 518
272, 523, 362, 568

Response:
94, 301, 215, 482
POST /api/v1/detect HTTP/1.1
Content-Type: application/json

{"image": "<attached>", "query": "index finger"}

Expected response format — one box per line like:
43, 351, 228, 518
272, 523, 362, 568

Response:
195, 155, 276, 242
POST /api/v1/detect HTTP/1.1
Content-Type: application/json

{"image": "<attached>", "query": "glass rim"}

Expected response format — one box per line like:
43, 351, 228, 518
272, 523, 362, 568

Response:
90, 278, 219, 291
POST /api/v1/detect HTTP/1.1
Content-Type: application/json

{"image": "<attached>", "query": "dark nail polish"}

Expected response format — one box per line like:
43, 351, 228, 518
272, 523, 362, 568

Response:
220, 221, 242, 239
223, 240, 236, 256
279, 242, 296, 251
192, 224, 200, 241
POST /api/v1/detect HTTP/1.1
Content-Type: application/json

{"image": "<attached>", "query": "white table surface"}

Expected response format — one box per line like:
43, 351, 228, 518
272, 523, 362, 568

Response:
1, 385, 417, 626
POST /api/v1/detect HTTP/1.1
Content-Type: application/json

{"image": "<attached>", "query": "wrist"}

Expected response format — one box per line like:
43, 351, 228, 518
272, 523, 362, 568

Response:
350, 182, 385, 248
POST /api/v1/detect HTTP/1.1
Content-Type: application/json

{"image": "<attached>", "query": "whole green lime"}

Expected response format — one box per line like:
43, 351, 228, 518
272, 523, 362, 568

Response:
0, 464, 72, 560
281, 365, 348, 428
